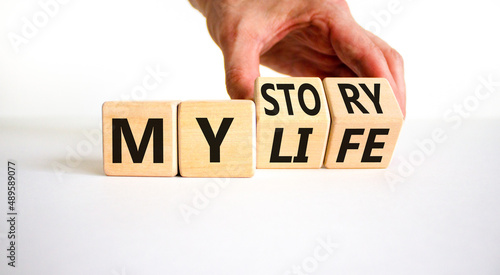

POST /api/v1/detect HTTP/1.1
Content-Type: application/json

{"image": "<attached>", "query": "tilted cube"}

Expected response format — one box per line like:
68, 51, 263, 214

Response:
323, 78, 404, 168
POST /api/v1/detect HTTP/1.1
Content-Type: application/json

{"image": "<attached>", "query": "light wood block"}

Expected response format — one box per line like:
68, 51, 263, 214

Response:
323, 78, 404, 168
254, 77, 331, 168
102, 101, 179, 176
178, 100, 255, 177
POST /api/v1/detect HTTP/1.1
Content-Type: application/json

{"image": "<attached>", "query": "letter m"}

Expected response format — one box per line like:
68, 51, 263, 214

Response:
112, 118, 163, 163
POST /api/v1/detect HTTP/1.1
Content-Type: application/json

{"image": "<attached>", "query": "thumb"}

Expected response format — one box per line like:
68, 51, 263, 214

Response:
223, 38, 261, 99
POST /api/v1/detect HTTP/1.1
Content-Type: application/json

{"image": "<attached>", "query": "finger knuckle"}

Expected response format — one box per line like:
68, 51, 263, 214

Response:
349, 41, 381, 66
389, 48, 404, 66
225, 67, 245, 85
225, 68, 253, 99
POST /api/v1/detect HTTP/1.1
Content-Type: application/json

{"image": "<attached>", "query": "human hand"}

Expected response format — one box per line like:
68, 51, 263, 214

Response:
189, 0, 406, 116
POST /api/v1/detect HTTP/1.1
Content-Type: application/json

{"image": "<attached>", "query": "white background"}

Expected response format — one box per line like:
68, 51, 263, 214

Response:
1, 0, 500, 274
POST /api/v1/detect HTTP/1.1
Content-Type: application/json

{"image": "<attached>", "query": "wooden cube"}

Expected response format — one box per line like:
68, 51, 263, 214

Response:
178, 100, 255, 177
254, 77, 331, 168
323, 78, 404, 168
102, 101, 179, 176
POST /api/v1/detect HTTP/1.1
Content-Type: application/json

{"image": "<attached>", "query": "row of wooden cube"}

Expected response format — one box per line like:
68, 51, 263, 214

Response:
103, 77, 404, 177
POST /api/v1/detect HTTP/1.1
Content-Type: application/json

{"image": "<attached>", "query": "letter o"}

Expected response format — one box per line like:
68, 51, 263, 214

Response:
464, 96, 479, 112
33, 11, 49, 28
298, 83, 321, 115
204, 182, 221, 199
302, 256, 318, 273
77, 140, 93, 156
131, 86, 147, 101
365, 21, 381, 35
409, 150, 425, 166
475, 87, 491, 100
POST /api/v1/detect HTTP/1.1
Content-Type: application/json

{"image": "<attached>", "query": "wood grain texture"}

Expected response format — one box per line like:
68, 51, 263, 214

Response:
254, 77, 331, 168
178, 100, 256, 177
102, 101, 178, 176
323, 78, 404, 168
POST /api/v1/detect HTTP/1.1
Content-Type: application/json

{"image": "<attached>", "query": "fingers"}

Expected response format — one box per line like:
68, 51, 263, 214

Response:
327, 9, 405, 116
365, 31, 406, 117
222, 35, 261, 100
328, 14, 391, 78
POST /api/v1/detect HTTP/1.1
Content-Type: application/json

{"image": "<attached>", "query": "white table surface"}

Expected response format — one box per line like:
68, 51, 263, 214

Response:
1, 116, 499, 274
